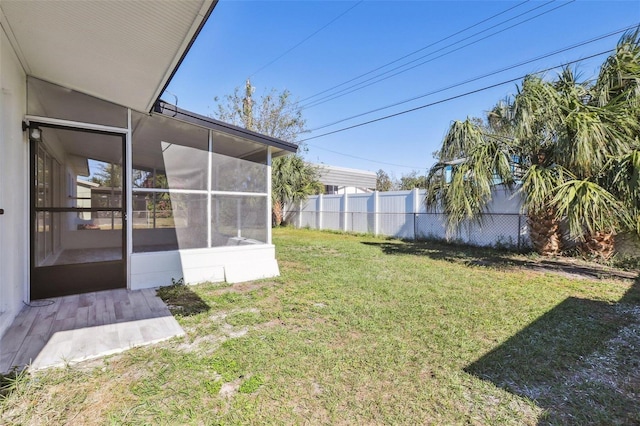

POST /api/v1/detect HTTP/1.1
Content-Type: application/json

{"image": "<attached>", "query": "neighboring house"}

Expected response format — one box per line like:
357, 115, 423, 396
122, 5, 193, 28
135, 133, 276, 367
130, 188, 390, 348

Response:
76, 178, 99, 222
0, 1, 296, 339
313, 163, 376, 194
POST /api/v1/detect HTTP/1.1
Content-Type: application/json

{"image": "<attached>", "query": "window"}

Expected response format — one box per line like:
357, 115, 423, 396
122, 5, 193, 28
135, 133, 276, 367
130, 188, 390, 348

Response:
34, 144, 62, 266
131, 112, 269, 252
325, 185, 339, 194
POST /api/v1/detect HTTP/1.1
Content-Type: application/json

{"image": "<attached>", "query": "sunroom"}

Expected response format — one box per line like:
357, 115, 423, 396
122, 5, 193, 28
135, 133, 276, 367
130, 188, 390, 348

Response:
27, 77, 296, 300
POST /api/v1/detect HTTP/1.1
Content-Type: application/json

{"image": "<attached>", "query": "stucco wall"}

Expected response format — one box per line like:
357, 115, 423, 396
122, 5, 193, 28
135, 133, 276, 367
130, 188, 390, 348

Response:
130, 244, 279, 289
0, 24, 28, 338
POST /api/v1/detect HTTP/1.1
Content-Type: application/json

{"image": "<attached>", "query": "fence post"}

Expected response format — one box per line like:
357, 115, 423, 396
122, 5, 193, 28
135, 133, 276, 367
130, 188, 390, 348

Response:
412, 188, 419, 241
343, 192, 348, 232
517, 214, 522, 250
318, 193, 323, 230
373, 191, 379, 236
298, 200, 302, 229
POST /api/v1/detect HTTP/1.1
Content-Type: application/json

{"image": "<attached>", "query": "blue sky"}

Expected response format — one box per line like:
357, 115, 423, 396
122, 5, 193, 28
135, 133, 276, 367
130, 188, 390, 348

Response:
165, 0, 640, 179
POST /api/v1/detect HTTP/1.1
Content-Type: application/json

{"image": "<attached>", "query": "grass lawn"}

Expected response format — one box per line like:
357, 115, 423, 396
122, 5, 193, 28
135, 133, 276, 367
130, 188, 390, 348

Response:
1, 228, 639, 424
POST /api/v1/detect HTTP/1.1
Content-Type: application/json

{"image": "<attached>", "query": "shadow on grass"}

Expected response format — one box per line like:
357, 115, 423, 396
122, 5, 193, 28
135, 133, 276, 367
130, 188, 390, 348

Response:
465, 277, 640, 425
361, 240, 638, 281
156, 284, 210, 317
0, 373, 15, 399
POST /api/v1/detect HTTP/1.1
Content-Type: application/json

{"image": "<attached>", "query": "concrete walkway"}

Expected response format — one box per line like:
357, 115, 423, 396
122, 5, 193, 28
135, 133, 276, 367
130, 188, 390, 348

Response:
0, 288, 184, 373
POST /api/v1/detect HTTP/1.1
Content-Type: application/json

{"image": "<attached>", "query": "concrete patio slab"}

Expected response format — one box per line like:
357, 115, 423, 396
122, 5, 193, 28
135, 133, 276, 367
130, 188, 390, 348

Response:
0, 288, 184, 373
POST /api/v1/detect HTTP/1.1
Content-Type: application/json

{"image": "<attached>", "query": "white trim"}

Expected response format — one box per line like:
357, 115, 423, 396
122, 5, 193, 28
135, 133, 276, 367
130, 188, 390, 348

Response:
374, 191, 379, 236
209, 190, 269, 197
126, 109, 133, 290
207, 129, 212, 248
267, 147, 272, 244
318, 194, 324, 230
24, 115, 128, 134
343, 192, 348, 232
132, 188, 268, 197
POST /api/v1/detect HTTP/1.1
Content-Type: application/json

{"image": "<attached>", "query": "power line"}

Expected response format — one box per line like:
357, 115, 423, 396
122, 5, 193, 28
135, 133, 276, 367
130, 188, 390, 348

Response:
249, 1, 363, 77
310, 25, 635, 132
302, 0, 574, 110
298, 0, 532, 104
307, 144, 426, 170
299, 49, 613, 143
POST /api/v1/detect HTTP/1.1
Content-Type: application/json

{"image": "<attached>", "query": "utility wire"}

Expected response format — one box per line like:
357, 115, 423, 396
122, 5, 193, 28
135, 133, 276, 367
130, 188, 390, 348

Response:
307, 143, 425, 170
302, 0, 574, 110
299, 49, 613, 143
249, 1, 363, 77
310, 25, 635, 131
300, 0, 564, 107
298, 0, 531, 104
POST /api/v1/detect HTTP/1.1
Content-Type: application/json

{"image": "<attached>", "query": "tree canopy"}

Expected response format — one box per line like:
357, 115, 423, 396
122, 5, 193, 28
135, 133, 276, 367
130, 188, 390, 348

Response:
376, 169, 394, 191
398, 171, 429, 190
213, 79, 321, 226
425, 29, 640, 257
214, 80, 307, 142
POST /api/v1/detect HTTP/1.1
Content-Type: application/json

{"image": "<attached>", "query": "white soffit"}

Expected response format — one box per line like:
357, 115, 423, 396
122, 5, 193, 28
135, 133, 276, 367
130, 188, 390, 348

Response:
0, 0, 214, 112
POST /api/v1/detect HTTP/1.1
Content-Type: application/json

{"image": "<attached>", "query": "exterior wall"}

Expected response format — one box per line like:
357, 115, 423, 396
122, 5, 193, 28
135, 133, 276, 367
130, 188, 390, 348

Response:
0, 24, 28, 338
325, 186, 372, 195
314, 163, 376, 192
130, 244, 279, 289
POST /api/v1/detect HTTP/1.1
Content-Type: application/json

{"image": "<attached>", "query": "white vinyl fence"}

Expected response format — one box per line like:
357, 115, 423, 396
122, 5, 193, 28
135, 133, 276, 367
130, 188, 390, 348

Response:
287, 187, 531, 250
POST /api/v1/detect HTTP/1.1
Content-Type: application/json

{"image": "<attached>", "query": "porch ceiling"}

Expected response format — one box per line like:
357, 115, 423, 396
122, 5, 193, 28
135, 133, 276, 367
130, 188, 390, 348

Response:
0, 0, 215, 112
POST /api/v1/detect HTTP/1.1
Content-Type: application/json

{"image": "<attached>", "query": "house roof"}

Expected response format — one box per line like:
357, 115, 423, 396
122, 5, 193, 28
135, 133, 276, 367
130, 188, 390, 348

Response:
154, 101, 299, 157
0, 0, 216, 112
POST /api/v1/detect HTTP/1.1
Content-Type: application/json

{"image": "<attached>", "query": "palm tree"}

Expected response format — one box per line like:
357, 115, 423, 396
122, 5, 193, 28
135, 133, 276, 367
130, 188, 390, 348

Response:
426, 30, 640, 258
271, 155, 323, 226
214, 79, 322, 227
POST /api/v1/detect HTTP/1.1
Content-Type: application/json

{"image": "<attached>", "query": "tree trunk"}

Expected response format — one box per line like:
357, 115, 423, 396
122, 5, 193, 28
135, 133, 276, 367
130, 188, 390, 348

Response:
272, 200, 284, 227
580, 230, 616, 260
528, 209, 562, 255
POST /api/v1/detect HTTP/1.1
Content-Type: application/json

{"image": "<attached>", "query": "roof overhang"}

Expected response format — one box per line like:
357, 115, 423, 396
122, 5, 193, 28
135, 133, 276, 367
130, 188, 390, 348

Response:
154, 101, 299, 158
0, 0, 216, 112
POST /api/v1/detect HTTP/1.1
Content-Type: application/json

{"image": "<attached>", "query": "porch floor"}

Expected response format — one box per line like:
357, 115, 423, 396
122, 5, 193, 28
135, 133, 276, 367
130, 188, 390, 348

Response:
0, 288, 184, 374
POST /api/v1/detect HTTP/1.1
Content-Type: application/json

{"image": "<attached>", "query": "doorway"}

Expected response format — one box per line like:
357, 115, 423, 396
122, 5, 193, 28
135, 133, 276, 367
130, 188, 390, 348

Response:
30, 124, 127, 299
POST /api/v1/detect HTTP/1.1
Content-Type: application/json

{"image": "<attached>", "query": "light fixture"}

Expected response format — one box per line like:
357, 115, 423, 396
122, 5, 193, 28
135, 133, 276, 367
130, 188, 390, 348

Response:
22, 120, 42, 142
29, 126, 42, 143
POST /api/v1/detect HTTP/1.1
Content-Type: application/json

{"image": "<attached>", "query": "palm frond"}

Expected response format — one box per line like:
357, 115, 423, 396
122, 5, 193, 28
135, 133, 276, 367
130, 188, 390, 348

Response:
426, 118, 514, 234
551, 179, 631, 239
601, 146, 640, 233
520, 165, 560, 214
594, 27, 640, 106
438, 119, 485, 162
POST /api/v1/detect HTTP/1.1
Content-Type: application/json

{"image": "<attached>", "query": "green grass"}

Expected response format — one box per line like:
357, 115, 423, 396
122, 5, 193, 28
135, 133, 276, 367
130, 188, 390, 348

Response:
1, 228, 638, 425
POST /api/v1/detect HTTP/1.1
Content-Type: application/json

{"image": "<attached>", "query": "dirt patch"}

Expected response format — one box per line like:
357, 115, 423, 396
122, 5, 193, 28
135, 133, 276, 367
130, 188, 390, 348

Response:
211, 281, 276, 295
219, 378, 242, 399
469, 256, 638, 282
279, 260, 312, 273
256, 319, 284, 330
1, 362, 142, 426
516, 259, 638, 282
